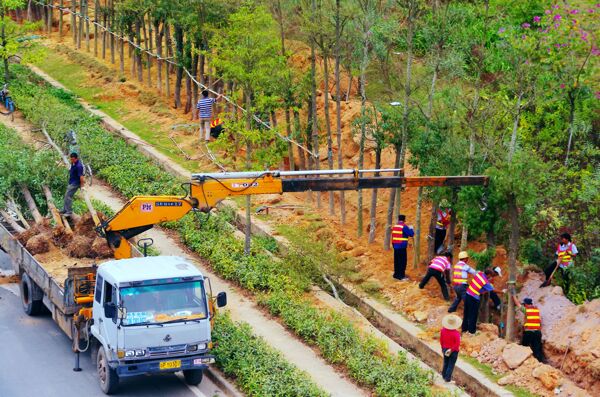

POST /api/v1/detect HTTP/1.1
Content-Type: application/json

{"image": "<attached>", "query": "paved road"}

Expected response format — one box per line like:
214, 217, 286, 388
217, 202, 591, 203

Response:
0, 252, 225, 397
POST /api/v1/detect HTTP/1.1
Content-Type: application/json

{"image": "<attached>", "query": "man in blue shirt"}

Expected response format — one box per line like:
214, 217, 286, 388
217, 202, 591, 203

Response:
196, 90, 222, 143
60, 153, 85, 217
391, 214, 414, 281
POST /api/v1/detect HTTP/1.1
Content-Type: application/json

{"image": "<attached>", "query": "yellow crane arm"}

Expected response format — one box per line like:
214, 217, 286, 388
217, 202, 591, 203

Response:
99, 169, 488, 259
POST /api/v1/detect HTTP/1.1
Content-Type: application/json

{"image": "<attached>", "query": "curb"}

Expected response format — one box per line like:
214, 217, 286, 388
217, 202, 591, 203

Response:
335, 281, 514, 397
206, 367, 244, 397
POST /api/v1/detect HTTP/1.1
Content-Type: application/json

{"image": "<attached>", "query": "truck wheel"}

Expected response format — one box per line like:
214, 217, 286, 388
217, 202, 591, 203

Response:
20, 273, 43, 316
97, 346, 119, 394
183, 369, 203, 386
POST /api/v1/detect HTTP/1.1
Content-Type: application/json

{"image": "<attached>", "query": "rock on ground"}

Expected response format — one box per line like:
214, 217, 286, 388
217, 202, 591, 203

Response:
532, 363, 563, 390
502, 343, 533, 369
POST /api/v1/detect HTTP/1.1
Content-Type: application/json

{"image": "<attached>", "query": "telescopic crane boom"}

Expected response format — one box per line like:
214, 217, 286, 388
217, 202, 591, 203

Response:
98, 168, 488, 259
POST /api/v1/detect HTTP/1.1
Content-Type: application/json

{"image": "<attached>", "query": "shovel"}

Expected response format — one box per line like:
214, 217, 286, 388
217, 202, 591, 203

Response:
540, 260, 559, 288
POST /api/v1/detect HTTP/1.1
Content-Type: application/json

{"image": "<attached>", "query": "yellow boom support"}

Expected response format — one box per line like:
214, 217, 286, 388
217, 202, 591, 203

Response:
99, 169, 488, 259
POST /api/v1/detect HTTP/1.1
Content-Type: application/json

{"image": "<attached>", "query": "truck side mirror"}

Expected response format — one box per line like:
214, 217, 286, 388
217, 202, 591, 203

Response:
216, 292, 227, 308
103, 302, 117, 319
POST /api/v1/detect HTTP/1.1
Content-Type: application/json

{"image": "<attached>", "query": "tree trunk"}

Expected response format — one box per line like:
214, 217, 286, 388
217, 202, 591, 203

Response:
78, 0, 83, 49
119, 37, 124, 74
368, 149, 382, 243
109, 0, 115, 64
20, 185, 44, 224
461, 84, 481, 250
564, 90, 576, 165
309, 13, 320, 208
427, 201, 438, 260
357, 33, 369, 237
42, 185, 65, 228
413, 186, 423, 268
244, 93, 253, 255
101, 7, 106, 59
505, 91, 523, 342
165, 23, 173, 102
7, 198, 30, 229
93, 0, 98, 56
59, 0, 63, 39
155, 21, 163, 92
71, 0, 76, 44
506, 194, 519, 341
294, 110, 306, 170
383, 146, 401, 250
334, 0, 345, 224
447, 190, 458, 251
84, 0, 90, 52
0, 209, 26, 234
323, 56, 334, 215
136, 21, 143, 82
173, 25, 183, 108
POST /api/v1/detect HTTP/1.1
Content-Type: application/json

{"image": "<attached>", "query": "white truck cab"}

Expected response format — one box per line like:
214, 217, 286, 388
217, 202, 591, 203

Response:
91, 256, 226, 394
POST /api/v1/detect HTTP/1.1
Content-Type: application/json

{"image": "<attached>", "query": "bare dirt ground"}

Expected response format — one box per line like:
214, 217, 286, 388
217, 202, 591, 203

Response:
32, 30, 600, 396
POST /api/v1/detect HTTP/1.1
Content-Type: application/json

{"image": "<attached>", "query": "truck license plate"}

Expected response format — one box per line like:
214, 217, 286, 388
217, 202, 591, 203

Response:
159, 360, 181, 370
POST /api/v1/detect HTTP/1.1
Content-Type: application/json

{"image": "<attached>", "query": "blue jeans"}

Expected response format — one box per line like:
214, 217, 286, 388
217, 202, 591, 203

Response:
442, 349, 458, 381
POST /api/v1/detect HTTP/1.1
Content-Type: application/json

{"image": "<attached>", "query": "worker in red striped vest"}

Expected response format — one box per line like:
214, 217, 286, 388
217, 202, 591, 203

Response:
512, 296, 545, 362
418, 251, 452, 300
462, 267, 502, 334
434, 202, 452, 254
391, 215, 414, 281
448, 251, 478, 313
541, 233, 578, 291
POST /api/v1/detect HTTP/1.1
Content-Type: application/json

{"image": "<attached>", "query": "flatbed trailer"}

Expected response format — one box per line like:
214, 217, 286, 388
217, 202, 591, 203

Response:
0, 222, 137, 343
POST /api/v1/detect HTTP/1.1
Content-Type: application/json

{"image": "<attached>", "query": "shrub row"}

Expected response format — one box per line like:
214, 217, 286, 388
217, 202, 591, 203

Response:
213, 315, 327, 397
9, 65, 325, 397
11, 64, 435, 397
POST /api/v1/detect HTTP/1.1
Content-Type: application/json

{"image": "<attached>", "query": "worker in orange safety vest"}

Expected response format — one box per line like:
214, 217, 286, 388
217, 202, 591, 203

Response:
512, 296, 545, 362
434, 202, 452, 254
541, 232, 578, 291
391, 214, 414, 281
448, 251, 478, 313
462, 267, 502, 334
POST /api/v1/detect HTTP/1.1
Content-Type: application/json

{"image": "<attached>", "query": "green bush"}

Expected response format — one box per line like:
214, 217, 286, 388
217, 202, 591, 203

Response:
212, 315, 326, 397
566, 249, 600, 305
468, 248, 496, 270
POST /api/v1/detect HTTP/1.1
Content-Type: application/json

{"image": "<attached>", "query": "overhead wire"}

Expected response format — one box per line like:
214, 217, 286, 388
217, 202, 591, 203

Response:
31, 1, 317, 159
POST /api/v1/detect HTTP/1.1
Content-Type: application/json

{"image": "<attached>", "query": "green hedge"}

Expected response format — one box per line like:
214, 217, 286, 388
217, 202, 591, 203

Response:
213, 315, 327, 397
10, 64, 435, 397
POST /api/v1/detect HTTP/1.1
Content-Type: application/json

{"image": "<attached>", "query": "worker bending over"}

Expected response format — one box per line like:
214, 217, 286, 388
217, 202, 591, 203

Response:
391, 215, 414, 281
462, 267, 502, 334
419, 251, 452, 301
541, 233, 577, 291
513, 296, 545, 362
448, 251, 478, 313
434, 202, 451, 254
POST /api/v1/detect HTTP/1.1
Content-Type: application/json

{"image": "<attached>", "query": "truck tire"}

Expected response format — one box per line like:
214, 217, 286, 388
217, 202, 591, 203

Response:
183, 369, 203, 386
97, 346, 119, 394
20, 273, 44, 316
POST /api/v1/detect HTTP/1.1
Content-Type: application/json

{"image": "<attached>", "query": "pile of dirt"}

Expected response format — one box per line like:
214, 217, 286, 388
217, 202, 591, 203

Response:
460, 324, 591, 397
517, 272, 600, 395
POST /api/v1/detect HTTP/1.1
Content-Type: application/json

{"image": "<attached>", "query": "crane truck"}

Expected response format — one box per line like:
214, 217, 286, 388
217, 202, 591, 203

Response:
1, 168, 487, 394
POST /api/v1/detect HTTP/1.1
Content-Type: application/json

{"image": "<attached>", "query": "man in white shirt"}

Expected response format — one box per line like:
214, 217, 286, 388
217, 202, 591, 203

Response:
541, 233, 578, 290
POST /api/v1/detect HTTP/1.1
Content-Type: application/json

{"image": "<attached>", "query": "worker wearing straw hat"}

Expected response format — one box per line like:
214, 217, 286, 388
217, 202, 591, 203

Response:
440, 314, 462, 383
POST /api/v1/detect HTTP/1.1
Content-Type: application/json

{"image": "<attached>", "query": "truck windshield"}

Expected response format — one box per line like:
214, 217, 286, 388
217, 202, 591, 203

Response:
120, 281, 207, 326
